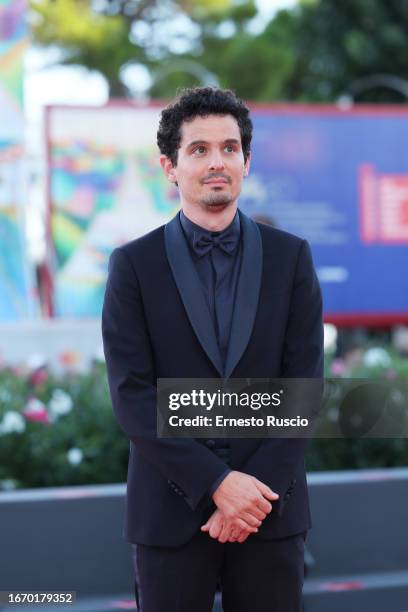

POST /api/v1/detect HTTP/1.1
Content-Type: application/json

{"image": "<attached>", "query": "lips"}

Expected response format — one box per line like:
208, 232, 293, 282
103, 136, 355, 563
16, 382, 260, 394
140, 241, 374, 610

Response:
204, 179, 228, 184
202, 173, 231, 185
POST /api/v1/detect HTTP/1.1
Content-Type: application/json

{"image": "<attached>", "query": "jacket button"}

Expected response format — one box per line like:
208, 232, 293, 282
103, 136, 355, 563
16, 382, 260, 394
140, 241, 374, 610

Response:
205, 440, 216, 449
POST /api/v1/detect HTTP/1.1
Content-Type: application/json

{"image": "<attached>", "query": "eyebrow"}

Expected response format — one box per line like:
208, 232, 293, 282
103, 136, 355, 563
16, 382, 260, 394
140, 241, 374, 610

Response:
186, 138, 241, 148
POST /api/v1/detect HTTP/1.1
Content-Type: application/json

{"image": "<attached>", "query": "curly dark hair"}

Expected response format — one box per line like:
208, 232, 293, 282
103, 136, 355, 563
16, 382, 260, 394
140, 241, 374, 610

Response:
157, 87, 253, 166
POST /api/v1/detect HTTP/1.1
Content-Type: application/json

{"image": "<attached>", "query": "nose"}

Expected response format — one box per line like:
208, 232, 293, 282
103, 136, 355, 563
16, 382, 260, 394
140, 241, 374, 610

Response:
208, 151, 224, 171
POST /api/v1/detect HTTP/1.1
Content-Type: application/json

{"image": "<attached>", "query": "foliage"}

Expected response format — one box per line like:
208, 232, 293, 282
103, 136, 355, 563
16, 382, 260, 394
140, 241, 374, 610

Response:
149, 7, 296, 100
0, 344, 407, 491
30, 0, 140, 95
307, 344, 408, 472
285, 0, 408, 103
29, 0, 250, 96
0, 360, 128, 490
29, 0, 408, 102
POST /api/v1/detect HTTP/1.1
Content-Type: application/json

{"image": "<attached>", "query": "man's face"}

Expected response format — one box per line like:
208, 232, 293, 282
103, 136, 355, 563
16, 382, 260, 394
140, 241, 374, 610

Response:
160, 114, 250, 214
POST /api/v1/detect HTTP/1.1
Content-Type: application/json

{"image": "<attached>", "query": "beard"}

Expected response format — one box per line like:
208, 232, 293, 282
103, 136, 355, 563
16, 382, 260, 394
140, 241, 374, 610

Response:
199, 190, 235, 209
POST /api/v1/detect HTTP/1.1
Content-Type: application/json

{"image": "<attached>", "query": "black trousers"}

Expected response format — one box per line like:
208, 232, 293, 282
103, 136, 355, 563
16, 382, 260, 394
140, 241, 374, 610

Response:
131, 530, 306, 612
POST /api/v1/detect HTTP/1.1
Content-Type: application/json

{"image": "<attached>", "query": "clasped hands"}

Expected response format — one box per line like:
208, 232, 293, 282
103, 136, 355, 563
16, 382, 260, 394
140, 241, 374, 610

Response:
201, 470, 279, 544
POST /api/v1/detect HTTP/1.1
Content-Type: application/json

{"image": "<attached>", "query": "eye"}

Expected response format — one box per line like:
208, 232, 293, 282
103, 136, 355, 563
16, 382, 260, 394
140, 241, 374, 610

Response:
193, 145, 206, 155
224, 144, 235, 153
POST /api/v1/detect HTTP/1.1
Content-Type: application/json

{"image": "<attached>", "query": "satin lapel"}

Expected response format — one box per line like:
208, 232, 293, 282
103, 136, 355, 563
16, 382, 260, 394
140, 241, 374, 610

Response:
164, 213, 224, 376
224, 210, 263, 379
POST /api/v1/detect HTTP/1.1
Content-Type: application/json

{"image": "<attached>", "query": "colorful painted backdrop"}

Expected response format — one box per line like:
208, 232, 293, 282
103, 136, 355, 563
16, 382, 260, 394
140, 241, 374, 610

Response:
47, 106, 179, 317
0, 0, 33, 320
47, 104, 408, 324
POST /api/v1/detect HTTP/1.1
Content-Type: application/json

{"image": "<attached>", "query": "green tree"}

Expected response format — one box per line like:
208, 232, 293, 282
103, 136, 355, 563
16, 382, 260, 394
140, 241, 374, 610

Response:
29, 0, 408, 102
285, 0, 408, 102
152, 0, 408, 102
199, 8, 298, 102
30, 0, 136, 96
29, 0, 251, 97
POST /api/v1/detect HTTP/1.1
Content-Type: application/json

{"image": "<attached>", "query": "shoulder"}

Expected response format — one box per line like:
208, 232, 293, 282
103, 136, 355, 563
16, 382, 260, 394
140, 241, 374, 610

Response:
110, 224, 165, 262
255, 222, 305, 252
118, 224, 165, 258
253, 222, 317, 276
107, 224, 166, 278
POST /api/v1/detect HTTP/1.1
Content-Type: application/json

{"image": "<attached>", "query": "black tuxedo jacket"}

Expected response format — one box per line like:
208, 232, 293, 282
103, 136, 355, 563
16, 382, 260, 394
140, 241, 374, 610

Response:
102, 209, 323, 547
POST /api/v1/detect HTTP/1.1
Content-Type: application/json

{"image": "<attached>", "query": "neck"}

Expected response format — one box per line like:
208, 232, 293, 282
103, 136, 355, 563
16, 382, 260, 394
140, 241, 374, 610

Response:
181, 202, 238, 232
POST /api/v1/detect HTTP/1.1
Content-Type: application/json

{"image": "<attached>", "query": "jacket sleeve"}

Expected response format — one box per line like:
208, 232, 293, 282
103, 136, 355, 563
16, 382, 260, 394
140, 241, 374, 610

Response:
239, 239, 324, 512
102, 247, 228, 511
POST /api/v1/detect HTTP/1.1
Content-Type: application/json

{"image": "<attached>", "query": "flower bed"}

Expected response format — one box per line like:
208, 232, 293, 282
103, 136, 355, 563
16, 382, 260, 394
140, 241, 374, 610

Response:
0, 346, 407, 490
0, 359, 128, 491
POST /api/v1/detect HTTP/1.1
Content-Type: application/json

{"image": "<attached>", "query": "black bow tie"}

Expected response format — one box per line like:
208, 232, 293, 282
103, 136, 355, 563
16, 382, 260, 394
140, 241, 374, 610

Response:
192, 229, 238, 257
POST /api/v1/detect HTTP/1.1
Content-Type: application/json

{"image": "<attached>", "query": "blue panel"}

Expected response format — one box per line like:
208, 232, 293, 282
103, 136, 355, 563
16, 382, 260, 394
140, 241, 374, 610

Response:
239, 109, 408, 321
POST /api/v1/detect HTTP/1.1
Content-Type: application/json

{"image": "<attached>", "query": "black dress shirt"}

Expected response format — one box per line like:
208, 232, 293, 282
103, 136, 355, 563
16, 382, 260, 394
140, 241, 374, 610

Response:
179, 209, 242, 368
179, 209, 242, 499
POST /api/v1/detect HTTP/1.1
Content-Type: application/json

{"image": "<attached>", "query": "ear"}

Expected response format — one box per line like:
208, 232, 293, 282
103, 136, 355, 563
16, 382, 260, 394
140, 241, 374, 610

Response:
160, 155, 177, 183
243, 150, 251, 177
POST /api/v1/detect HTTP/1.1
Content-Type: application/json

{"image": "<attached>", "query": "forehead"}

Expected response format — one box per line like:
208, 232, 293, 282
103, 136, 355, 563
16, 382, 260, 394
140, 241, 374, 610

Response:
179, 114, 241, 146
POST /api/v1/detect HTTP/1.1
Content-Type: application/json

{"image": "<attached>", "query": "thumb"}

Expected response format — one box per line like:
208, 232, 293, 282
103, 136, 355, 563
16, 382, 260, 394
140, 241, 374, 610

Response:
201, 523, 210, 531
254, 479, 279, 500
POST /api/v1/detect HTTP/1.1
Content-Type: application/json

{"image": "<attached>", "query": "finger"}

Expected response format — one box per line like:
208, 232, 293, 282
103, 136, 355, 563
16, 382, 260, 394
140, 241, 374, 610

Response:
201, 522, 210, 531
251, 507, 267, 520
209, 525, 221, 539
253, 480, 279, 501
228, 529, 240, 543
237, 531, 250, 543
255, 497, 273, 514
209, 518, 223, 539
233, 517, 259, 532
241, 510, 264, 525
238, 512, 261, 527
218, 521, 232, 544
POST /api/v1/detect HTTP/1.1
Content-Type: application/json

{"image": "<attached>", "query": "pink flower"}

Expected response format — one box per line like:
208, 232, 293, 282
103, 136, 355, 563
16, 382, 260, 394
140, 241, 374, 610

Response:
330, 358, 347, 376
23, 398, 51, 424
30, 368, 49, 386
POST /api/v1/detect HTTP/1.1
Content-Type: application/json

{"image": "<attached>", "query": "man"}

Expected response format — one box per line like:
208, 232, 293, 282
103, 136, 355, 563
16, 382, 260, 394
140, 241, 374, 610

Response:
102, 87, 323, 612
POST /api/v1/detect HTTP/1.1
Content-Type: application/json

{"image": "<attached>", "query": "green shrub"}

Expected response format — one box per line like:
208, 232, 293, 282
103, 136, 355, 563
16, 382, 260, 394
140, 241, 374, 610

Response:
0, 361, 128, 490
0, 345, 407, 490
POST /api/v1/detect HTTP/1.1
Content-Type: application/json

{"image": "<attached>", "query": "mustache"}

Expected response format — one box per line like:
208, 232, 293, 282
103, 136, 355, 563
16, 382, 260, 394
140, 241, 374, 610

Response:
200, 172, 232, 184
